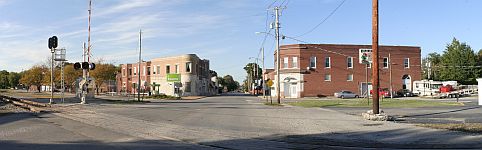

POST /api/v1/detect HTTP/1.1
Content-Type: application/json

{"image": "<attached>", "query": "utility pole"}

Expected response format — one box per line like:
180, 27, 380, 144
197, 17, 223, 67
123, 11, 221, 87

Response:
274, 6, 281, 104
138, 29, 142, 102
371, 0, 380, 114
389, 53, 393, 99
262, 47, 266, 99
255, 58, 258, 95
427, 61, 432, 80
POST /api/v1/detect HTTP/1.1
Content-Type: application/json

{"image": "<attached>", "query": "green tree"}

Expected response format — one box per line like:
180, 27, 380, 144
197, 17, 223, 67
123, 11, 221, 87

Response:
243, 63, 262, 91
7, 72, 21, 88
222, 75, 238, 92
0, 70, 9, 89
422, 52, 442, 80
438, 38, 478, 84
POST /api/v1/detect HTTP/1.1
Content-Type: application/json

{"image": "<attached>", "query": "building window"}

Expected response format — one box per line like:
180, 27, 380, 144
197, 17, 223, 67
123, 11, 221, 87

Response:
383, 57, 389, 68
186, 62, 192, 72
347, 57, 353, 68
347, 74, 353, 81
309, 56, 316, 68
128, 68, 132, 75
122, 68, 126, 76
404, 58, 410, 68
175, 64, 179, 73
156, 66, 160, 75
367, 63, 372, 68
325, 57, 330, 68
292, 57, 298, 68
133, 67, 137, 76
283, 57, 288, 68
147, 67, 151, 75
324, 74, 331, 81
185, 82, 191, 92
166, 65, 170, 74
143, 66, 146, 76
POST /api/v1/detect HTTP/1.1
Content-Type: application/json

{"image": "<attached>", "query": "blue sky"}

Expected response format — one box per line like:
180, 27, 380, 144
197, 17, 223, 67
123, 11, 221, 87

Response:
1, 0, 481, 82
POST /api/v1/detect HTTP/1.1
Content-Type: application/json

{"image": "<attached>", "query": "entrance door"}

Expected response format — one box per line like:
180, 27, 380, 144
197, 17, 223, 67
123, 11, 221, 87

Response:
290, 83, 297, 98
360, 82, 372, 97
284, 83, 290, 98
402, 75, 411, 91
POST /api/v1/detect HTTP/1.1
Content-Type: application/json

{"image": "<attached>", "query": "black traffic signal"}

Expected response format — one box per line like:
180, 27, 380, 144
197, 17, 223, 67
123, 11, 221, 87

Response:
74, 62, 82, 70
74, 62, 96, 70
82, 62, 89, 69
48, 36, 58, 49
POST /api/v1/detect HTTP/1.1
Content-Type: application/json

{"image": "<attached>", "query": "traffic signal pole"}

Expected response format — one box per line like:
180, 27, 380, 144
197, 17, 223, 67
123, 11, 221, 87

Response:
50, 48, 54, 104
372, 0, 380, 114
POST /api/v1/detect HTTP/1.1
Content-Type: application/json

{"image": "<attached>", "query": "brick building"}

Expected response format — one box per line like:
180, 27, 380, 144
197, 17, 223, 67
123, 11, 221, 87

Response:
117, 54, 217, 96
268, 44, 421, 98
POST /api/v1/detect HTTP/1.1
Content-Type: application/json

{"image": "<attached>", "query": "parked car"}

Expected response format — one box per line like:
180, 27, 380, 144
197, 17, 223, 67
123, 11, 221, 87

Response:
370, 88, 393, 98
397, 89, 414, 97
334, 90, 359, 99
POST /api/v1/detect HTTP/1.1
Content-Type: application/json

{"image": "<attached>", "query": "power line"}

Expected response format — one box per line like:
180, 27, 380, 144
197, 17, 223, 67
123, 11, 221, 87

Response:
294, 0, 346, 38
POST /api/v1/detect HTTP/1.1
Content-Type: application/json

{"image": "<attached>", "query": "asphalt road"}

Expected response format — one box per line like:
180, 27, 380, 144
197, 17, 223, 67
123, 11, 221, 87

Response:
1, 94, 482, 149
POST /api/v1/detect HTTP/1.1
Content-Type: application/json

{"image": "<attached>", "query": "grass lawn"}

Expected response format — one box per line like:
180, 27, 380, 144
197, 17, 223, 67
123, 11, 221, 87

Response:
416, 123, 482, 133
104, 99, 150, 104
288, 99, 464, 108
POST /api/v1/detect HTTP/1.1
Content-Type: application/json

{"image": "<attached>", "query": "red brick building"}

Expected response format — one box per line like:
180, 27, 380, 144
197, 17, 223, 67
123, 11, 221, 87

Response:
269, 44, 421, 98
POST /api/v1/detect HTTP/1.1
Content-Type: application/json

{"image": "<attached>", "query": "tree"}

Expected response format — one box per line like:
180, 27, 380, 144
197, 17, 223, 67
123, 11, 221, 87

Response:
0, 70, 9, 89
438, 38, 478, 84
20, 65, 48, 92
422, 52, 442, 80
7, 72, 21, 88
89, 63, 119, 95
243, 63, 262, 91
63, 63, 82, 92
222, 75, 238, 92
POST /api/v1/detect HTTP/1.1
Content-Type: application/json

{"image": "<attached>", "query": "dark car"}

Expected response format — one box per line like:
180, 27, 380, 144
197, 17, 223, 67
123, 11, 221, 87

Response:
397, 89, 414, 97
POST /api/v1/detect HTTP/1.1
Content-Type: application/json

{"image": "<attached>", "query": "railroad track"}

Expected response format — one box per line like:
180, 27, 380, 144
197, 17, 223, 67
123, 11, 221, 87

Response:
0, 95, 50, 113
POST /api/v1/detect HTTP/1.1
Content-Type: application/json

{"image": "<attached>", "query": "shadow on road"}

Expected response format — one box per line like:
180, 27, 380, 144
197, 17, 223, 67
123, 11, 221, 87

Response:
1, 128, 481, 149
402, 106, 481, 118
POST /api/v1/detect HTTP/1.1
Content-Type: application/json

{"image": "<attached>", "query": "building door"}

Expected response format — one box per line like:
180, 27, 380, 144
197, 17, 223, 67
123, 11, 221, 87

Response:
402, 75, 411, 91
284, 83, 290, 98
360, 82, 372, 97
290, 83, 297, 98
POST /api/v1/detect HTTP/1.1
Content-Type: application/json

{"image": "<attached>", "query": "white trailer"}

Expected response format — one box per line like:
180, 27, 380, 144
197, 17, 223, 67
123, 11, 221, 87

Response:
413, 80, 443, 96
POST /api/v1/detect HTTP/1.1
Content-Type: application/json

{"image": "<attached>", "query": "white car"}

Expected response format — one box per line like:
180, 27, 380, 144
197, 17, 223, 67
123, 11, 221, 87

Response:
334, 90, 359, 99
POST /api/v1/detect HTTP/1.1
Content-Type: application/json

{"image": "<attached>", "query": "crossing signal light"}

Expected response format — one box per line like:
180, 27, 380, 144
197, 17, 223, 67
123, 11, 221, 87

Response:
89, 63, 96, 70
74, 62, 96, 70
82, 62, 89, 69
74, 62, 81, 70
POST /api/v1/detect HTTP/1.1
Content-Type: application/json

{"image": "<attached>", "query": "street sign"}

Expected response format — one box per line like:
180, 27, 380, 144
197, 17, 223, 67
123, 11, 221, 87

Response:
167, 74, 181, 82
359, 49, 372, 64
266, 79, 273, 87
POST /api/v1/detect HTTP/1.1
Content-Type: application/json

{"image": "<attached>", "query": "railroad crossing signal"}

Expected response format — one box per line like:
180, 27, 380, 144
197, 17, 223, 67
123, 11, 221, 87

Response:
74, 62, 96, 70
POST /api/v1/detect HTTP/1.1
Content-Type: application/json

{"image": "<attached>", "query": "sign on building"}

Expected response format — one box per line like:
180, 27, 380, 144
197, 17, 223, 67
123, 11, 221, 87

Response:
359, 49, 372, 64
167, 74, 181, 82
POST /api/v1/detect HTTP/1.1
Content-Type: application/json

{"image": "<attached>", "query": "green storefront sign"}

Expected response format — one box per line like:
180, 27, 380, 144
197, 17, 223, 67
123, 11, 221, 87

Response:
167, 74, 181, 82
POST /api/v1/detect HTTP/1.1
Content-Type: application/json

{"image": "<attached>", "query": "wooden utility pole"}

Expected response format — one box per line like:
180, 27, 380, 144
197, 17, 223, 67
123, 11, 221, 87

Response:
372, 0, 380, 114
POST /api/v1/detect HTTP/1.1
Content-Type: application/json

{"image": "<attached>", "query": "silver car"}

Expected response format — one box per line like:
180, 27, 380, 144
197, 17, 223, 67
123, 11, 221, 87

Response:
334, 90, 359, 99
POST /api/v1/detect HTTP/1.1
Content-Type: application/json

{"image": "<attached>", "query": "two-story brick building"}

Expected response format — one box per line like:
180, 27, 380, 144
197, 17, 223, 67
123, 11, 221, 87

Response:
268, 44, 421, 98
117, 54, 216, 96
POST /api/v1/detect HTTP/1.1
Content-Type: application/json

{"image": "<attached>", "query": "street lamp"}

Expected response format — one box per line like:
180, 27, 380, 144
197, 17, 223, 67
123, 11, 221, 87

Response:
256, 31, 281, 103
